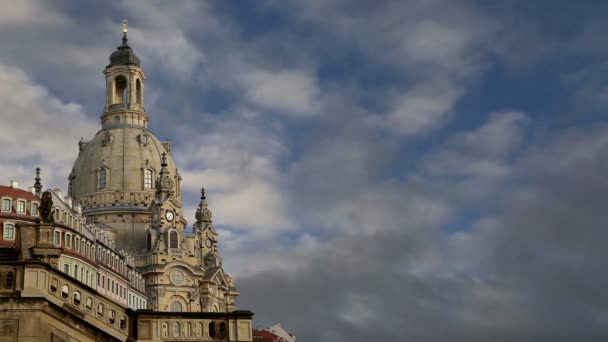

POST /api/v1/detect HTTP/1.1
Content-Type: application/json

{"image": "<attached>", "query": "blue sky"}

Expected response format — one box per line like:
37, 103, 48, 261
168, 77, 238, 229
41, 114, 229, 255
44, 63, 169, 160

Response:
1, 1, 608, 341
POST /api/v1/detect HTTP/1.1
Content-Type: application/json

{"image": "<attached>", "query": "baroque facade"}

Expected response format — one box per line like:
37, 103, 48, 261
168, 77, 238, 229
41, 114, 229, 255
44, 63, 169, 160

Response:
0, 23, 253, 342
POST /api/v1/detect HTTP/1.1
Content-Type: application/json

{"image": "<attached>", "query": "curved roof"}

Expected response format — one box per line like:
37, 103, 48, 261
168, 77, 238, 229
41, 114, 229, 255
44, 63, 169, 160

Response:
109, 35, 140, 67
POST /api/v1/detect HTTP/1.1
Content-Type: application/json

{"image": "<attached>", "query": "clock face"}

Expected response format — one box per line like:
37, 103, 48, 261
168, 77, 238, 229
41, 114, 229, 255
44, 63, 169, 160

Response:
165, 210, 174, 222
205, 238, 213, 248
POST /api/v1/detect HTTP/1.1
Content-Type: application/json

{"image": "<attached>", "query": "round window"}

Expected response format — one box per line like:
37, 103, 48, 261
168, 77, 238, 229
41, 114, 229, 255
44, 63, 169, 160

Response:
170, 269, 185, 285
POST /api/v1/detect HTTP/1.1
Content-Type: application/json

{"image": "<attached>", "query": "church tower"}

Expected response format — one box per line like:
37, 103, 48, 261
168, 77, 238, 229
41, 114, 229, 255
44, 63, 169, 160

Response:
71, 20, 240, 314
70, 21, 184, 253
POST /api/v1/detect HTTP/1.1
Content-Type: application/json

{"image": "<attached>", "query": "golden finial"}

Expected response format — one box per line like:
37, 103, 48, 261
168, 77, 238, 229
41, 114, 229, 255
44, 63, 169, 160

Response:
122, 19, 128, 34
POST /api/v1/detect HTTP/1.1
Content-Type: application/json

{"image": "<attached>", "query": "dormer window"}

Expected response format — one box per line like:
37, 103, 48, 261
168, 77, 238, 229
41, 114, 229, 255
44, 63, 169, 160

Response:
1, 198, 10, 212
16, 200, 25, 214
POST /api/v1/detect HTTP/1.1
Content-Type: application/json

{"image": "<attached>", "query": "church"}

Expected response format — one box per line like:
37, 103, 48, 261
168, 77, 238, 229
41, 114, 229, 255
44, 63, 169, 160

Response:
0, 21, 254, 341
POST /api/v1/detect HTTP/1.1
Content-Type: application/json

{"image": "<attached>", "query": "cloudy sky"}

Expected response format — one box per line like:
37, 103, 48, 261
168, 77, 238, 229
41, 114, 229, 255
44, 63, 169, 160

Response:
1, 0, 608, 340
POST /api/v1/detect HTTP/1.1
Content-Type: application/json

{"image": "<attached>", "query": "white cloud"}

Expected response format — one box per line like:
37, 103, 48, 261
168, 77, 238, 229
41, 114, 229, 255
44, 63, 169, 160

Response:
0, 63, 97, 189
175, 113, 293, 234
241, 69, 321, 117
384, 79, 465, 136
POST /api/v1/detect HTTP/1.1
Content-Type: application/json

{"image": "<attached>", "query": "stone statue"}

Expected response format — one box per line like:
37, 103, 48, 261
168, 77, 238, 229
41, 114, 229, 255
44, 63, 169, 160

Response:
40, 190, 54, 223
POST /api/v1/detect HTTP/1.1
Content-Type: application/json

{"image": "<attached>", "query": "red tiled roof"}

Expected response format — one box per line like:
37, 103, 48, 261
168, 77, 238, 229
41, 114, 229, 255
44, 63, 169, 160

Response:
0, 186, 39, 202
253, 329, 281, 342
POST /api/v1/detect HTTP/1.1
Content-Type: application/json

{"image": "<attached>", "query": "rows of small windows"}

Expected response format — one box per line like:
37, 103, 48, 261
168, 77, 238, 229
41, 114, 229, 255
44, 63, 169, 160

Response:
1, 198, 39, 215
50, 277, 127, 331
128, 292, 147, 310
52, 207, 83, 231
62, 260, 96, 288
97, 272, 129, 303
161, 320, 227, 340
53, 230, 95, 261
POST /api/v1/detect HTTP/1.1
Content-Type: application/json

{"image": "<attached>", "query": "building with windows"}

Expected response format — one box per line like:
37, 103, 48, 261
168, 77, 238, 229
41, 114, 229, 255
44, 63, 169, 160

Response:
0, 22, 253, 342
0, 181, 40, 244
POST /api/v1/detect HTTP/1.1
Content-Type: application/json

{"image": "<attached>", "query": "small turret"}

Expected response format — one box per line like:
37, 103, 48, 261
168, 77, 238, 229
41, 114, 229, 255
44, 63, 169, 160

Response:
33, 167, 42, 197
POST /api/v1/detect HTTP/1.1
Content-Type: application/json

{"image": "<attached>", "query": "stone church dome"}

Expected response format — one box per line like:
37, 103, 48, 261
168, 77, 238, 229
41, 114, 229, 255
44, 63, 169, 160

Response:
71, 127, 179, 203
68, 27, 183, 252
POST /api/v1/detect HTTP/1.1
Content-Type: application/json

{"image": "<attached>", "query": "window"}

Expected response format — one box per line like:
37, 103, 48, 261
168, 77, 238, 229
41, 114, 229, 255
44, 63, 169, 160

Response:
169, 230, 179, 249
16, 200, 25, 214
53, 231, 61, 245
219, 322, 227, 339
144, 169, 153, 189
114, 115, 121, 124
120, 316, 127, 331
65, 233, 71, 249
73, 291, 81, 306
74, 265, 78, 279
135, 79, 142, 105
5, 271, 14, 289
50, 278, 58, 292
170, 301, 182, 312
31, 202, 39, 216
109, 310, 116, 324
99, 168, 107, 189
114, 76, 127, 105
3, 224, 15, 240
64, 264, 70, 275
97, 303, 104, 316
85, 297, 93, 311
1, 199, 10, 212
209, 322, 216, 339
61, 285, 69, 300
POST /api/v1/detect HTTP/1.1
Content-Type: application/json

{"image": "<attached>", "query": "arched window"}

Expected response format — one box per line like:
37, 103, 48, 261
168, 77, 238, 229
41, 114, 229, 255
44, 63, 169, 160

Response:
170, 301, 182, 312
169, 230, 179, 249
136, 79, 142, 105
208, 322, 216, 339
16, 200, 25, 213
109, 310, 116, 325
147, 232, 152, 251
61, 285, 69, 299
53, 230, 61, 246
73, 291, 81, 305
114, 76, 127, 105
3, 224, 15, 241
99, 168, 107, 189
219, 322, 227, 339
1, 198, 10, 212
144, 169, 153, 189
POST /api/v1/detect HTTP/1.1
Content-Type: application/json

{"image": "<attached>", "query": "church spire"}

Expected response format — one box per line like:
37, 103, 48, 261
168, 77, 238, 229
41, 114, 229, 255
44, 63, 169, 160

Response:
34, 167, 42, 197
122, 19, 128, 45
194, 187, 213, 232
154, 152, 174, 201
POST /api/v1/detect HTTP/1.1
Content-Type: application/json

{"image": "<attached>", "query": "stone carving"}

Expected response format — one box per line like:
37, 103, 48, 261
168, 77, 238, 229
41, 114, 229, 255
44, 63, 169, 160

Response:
40, 190, 54, 223
188, 290, 199, 302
